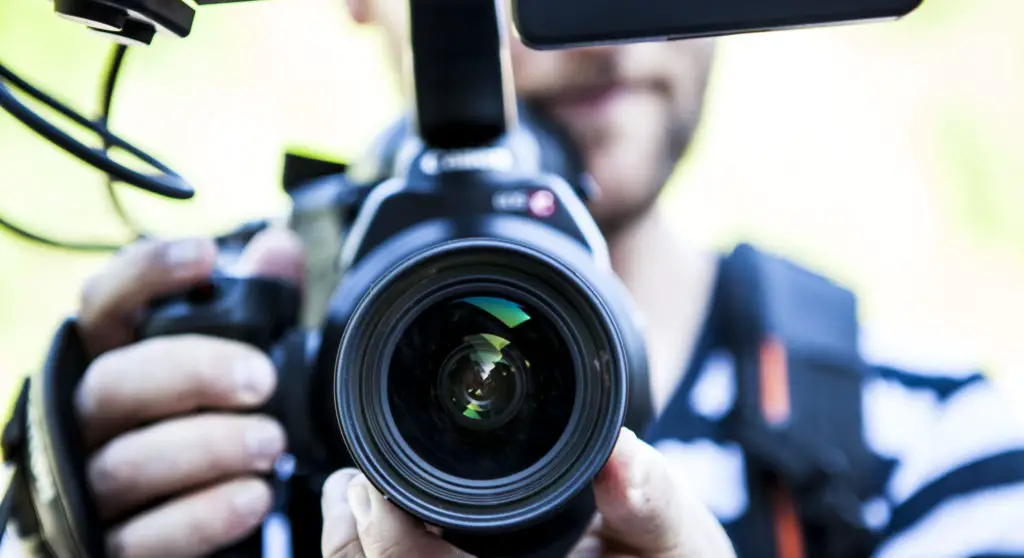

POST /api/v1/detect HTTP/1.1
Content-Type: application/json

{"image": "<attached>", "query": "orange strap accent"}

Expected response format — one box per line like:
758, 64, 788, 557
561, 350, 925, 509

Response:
759, 336, 791, 426
759, 336, 803, 558
771, 481, 806, 558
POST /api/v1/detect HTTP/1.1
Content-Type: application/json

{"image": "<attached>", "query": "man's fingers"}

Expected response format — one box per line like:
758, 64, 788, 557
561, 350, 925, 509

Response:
87, 413, 286, 521
80, 238, 218, 356
75, 335, 277, 450
232, 226, 307, 286
105, 476, 272, 558
77, 227, 306, 359
350, 474, 470, 558
321, 471, 470, 558
320, 469, 363, 558
592, 428, 736, 557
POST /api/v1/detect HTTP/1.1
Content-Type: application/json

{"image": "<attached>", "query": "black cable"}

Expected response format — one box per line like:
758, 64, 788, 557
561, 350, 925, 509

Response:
0, 44, 168, 252
98, 44, 147, 240
0, 213, 126, 252
0, 59, 190, 199
0, 60, 115, 141
99, 46, 126, 124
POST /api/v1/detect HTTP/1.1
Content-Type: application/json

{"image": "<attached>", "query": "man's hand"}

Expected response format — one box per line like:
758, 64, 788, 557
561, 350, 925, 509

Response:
72, 228, 306, 558
320, 428, 737, 558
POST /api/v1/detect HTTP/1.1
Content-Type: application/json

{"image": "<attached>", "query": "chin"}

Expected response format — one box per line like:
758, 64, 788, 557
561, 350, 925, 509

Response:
589, 204, 648, 238
580, 139, 665, 235
585, 180, 654, 233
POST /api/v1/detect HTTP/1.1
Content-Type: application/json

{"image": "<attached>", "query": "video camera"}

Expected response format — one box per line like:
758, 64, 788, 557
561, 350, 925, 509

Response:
0, 0, 925, 556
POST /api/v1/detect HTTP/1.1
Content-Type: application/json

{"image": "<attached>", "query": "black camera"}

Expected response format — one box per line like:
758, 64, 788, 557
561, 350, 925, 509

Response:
139, 103, 651, 556
0, 0, 926, 554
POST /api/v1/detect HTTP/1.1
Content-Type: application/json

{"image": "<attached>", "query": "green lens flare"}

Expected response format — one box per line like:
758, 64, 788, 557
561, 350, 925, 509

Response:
447, 297, 530, 423
464, 403, 483, 420
460, 296, 531, 328
479, 333, 510, 351
459, 333, 515, 420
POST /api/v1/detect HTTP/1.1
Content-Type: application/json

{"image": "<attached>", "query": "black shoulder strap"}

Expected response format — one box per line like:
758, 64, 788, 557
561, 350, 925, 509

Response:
718, 243, 881, 558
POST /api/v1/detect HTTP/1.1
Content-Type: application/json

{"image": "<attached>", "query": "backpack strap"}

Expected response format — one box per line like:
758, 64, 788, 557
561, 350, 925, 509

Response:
718, 244, 881, 558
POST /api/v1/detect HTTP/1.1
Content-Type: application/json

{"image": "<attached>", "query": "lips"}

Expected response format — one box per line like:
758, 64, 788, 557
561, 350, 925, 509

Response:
556, 83, 625, 105
544, 82, 629, 121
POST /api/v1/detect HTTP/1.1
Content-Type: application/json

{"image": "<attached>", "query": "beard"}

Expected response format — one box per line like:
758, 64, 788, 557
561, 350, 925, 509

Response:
519, 78, 704, 240
585, 115, 695, 239
510, 40, 716, 239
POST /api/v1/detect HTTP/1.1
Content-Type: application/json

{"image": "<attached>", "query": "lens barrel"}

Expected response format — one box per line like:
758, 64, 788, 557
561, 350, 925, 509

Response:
334, 239, 629, 548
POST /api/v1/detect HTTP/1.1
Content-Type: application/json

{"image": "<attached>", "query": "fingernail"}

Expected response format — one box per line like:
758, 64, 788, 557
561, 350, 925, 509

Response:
233, 356, 276, 404
595, 428, 637, 490
347, 476, 372, 525
604, 429, 643, 493
621, 432, 645, 488
164, 238, 214, 269
247, 422, 285, 469
611, 429, 639, 471
618, 430, 651, 508
232, 483, 269, 523
322, 470, 359, 518
619, 427, 639, 446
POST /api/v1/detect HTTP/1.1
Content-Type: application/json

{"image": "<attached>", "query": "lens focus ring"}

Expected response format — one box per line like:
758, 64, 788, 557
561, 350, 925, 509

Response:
334, 239, 629, 532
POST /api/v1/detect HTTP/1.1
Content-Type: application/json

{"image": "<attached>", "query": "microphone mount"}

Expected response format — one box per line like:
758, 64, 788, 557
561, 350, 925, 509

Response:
0, 0, 516, 251
409, 0, 515, 151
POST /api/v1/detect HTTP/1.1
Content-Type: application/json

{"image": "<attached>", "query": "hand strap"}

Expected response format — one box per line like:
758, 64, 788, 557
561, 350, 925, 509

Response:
0, 319, 111, 558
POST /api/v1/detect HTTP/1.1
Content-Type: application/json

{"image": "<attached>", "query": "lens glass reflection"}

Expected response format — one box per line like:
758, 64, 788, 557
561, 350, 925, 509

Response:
388, 294, 576, 480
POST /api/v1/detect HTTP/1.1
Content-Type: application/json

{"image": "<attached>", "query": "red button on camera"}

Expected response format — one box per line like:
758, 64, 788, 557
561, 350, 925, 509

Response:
528, 190, 556, 218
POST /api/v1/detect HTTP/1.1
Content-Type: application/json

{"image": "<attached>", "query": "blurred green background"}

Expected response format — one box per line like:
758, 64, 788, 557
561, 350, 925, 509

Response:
1, 0, 1022, 411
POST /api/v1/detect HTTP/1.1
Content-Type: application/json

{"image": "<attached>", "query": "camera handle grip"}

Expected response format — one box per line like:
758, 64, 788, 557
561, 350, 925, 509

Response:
138, 274, 302, 558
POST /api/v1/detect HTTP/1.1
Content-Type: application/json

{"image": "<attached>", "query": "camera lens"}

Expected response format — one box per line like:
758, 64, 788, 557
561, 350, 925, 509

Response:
436, 332, 527, 431
387, 293, 576, 481
334, 241, 636, 542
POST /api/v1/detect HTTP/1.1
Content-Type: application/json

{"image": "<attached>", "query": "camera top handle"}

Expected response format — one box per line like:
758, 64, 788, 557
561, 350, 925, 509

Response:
408, 0, 515, 151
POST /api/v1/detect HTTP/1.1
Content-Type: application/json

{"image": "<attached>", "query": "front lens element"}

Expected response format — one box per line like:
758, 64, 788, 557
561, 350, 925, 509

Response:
387, 293, 576, 481
437, 331, 526, 430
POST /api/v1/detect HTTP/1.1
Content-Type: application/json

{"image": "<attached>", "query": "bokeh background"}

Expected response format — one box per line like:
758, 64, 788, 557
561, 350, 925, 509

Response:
0, 0, 1022, 412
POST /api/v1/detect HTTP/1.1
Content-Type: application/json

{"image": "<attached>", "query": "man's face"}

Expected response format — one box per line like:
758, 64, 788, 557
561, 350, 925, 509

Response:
350, 0, 715, 233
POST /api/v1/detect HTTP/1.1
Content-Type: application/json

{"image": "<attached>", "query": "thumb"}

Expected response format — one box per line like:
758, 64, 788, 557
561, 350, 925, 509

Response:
233, 226, 307, 288
320, 470, 471, 558
591, 428, 736, 557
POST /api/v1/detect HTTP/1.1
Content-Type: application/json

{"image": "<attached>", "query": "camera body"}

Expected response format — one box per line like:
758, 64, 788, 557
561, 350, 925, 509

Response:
137, 110, 652, 557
